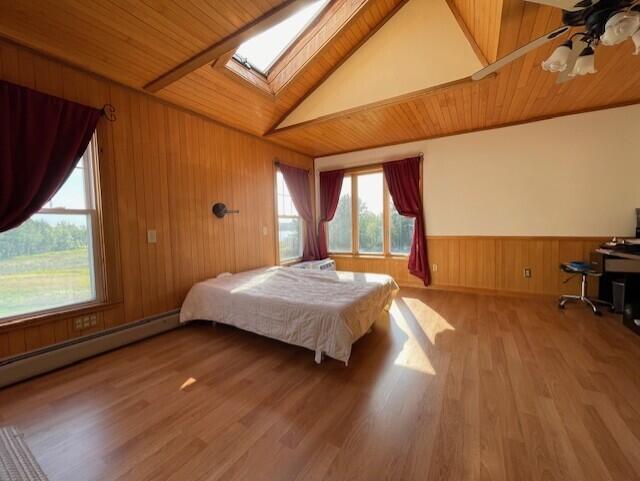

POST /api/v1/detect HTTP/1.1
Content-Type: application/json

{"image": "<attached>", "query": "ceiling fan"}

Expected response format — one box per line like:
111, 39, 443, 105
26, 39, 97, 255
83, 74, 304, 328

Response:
472, 0, 640, 82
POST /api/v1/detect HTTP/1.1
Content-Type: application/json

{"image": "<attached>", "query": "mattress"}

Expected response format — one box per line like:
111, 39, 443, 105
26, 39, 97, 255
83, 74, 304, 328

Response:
180, 266, 399, 363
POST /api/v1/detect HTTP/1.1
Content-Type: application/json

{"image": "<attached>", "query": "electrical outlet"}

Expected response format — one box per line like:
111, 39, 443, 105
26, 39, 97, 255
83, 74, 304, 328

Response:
147, 229, 157, 244
524, 268, 532, 278
432, 264, 438, 272
73, 314, 98, 331
262, 226, 268, 236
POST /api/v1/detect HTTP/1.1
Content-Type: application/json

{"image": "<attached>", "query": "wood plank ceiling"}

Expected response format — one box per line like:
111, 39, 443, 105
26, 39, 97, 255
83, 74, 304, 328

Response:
1, 0, 639, 157
269, 0, 640, 155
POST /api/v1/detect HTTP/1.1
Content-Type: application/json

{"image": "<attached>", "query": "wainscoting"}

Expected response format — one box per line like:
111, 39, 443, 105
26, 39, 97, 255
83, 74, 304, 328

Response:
333, 236, 609, 296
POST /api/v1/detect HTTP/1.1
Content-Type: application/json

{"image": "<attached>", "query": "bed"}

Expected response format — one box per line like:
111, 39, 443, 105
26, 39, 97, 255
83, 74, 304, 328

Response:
180, 266, 399, 364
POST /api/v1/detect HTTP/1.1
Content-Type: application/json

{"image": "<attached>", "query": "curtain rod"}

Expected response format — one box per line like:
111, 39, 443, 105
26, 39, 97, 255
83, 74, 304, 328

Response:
316, 153, 423, 173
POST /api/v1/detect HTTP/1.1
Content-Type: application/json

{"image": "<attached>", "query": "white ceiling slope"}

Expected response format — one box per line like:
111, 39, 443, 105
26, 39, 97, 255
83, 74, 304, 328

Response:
278, 0, 483, 128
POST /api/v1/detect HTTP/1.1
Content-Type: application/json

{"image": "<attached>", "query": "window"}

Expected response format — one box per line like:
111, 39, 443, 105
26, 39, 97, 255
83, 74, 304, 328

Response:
0, 137, 100, 320
357, 173, 383, 254
325, 168, 419, 257
328, 175, 352, 253
276, 171, 303, 262
390, 199, 414, 255
234, 0, 328, 75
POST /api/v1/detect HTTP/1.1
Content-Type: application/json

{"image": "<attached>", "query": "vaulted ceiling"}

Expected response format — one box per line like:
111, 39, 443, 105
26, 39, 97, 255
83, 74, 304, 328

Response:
1, 0, 640, 157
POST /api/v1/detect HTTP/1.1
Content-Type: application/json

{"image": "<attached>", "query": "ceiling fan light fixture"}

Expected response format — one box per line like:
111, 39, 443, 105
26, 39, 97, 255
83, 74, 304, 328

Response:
600, 11, 640, 46
569, 46, 596, 76
541, 40, 573, 72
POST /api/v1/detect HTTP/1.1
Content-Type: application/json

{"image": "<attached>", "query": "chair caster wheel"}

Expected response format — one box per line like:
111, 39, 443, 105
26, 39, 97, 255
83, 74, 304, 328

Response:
558, 302, 565, 310
594, 310, 602, 317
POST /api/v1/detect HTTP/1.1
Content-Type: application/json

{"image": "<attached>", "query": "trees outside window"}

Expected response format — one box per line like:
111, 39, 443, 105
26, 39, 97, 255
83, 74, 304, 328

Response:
326, 169, 415, 257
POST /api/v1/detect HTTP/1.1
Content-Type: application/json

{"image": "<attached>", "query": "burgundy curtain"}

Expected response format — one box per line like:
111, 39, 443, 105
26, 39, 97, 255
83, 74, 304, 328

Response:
0, 80, 101, 233
317, 169, 345, 259
383, 156, 430, 286
279, 163, 320, 261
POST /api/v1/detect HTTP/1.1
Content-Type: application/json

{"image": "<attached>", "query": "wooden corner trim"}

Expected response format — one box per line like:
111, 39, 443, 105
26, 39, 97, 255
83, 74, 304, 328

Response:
444, 0, 489, 67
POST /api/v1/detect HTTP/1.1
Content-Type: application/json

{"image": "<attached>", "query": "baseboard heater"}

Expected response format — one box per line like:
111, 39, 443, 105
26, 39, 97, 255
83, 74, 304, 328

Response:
0, 310, 181, 388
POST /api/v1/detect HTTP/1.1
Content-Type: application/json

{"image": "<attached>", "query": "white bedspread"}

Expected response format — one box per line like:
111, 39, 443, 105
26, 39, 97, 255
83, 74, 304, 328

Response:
180, 267, 399, 362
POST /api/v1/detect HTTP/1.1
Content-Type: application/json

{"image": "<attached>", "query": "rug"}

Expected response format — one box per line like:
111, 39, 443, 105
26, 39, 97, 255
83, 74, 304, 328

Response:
0, 427, 48, 481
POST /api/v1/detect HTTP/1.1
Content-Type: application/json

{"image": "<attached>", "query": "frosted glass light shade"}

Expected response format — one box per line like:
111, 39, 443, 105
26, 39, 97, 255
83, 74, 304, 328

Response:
541, 41, 573, 72
601, 12, 640, 46
569, 47, 596, 76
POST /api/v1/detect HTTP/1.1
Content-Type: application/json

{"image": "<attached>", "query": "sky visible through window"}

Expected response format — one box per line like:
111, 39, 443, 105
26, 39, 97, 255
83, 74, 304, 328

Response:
235, 0, 327, 74
41, 157, 87, 226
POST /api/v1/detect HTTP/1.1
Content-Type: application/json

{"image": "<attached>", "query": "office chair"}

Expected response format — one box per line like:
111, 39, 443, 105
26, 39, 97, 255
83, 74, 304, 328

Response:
558, 262, 613, 316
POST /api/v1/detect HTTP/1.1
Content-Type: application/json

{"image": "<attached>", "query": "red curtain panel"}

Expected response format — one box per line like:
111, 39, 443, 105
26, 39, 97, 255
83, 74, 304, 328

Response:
279, 163, 321, 261
383, 156, 430, 286
317, 169, 345, 259
0, 80, 101, 232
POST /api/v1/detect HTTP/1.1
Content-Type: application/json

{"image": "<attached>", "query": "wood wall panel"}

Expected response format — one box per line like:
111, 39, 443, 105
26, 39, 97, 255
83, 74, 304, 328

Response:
333, 236, 607, 296
0, 39, 313, 360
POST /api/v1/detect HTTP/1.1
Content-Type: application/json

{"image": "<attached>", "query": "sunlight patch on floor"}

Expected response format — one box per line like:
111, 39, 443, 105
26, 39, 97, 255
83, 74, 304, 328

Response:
390, 299, 455, 374
180, 377, 197, 390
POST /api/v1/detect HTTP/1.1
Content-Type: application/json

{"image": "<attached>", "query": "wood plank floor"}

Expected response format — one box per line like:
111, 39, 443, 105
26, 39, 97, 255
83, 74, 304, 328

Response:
1, 288, 640, 481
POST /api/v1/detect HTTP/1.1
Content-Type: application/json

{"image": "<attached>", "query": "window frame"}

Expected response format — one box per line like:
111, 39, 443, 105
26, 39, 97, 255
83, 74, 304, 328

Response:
0, 134, 105, 324
274, 168, 304, 265
326, 163, 421, 258
232, 0, 331, 77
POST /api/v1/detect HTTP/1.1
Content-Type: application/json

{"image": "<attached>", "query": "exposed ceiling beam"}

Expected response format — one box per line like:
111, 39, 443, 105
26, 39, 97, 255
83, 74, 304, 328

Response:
144, 0, 322, 93
268, 75, 495, 136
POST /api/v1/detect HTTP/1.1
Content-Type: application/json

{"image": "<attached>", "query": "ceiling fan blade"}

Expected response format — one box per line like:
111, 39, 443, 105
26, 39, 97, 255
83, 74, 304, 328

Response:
471, 26, 570, 81
555, 36, 589, 83
525, 0, 594, 11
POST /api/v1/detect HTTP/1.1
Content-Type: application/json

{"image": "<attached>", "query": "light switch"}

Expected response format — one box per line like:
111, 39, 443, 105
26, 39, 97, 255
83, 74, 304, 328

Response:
147, 229, 157, 244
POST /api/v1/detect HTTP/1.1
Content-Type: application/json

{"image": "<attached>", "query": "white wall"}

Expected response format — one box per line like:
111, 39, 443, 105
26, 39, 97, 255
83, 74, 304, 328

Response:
280, 0, 481, 127
316, 105, 640, 237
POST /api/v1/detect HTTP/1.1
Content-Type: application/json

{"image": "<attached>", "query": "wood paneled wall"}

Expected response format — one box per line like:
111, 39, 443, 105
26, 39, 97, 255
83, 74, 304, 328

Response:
0, 40, 312, 360
333, 236, 607, 296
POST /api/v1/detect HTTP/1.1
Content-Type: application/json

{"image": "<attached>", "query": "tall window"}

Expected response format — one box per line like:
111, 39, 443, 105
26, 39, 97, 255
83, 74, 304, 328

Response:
276, 171, 303, 262
0, 136, 100, 320
328, 175, 352, 253
325, 168, 416, 257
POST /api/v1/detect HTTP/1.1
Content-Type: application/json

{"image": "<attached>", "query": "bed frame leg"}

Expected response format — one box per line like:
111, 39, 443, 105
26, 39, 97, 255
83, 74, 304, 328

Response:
315, 350, 323, 364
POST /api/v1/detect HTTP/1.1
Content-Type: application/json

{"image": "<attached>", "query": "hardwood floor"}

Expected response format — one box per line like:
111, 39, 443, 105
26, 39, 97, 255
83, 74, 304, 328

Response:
1, 288, 640, 481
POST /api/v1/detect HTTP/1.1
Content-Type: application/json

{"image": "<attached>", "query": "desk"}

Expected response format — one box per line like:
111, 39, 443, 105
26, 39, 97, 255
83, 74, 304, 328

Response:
591, 249, 640, 307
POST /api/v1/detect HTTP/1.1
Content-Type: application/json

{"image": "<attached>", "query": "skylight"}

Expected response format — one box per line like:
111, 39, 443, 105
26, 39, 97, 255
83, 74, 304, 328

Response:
234, 0, 328, 75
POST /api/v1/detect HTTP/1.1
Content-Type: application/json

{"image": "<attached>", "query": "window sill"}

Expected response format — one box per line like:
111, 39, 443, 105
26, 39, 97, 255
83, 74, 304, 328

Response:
280, 257, 303, 266
0, 300, 122, 332
329, 253, 409, 260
